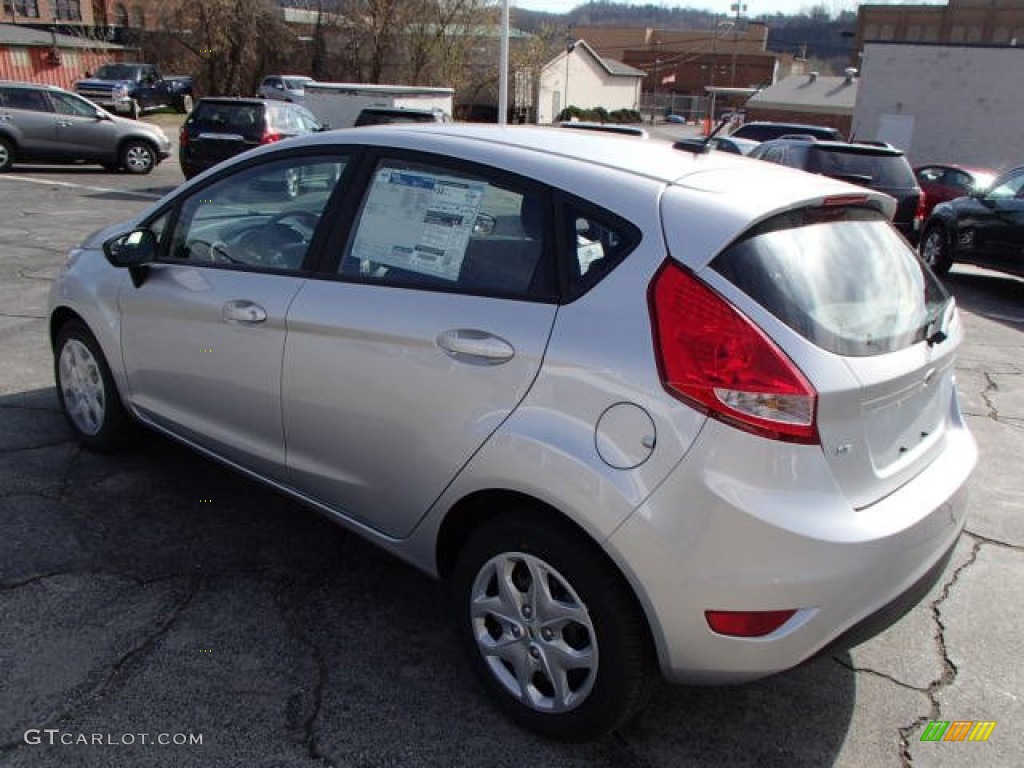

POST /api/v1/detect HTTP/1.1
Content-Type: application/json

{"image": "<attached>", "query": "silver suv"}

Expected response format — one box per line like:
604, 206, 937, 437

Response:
0, 80, 171, 174
49, 125, 975, 740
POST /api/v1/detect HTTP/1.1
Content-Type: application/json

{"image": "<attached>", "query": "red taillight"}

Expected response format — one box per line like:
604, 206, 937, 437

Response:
705, 609, 797, 637
650, 261, 818, 444
915, 192, 927, 226
179, 126, 188, 148
260, 130, 282, 145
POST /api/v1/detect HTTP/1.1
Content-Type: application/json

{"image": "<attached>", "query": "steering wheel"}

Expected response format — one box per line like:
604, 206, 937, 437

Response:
231, 211, 319, 268
266, 210, 320, 239
189, 239, 239, 264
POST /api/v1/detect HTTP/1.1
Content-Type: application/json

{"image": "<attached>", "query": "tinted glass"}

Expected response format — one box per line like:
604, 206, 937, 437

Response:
1, 87, 50, 112
189, 102, 265, 138
806, 148, 915, 188
987, 170, 1024, 199
712, 207, 951, 357
341, 159, 553, 298
354, 110, 437, 126
563, 203, 640, 299
50, 91, 98, 117
167, 155, 347, 271
93, 64, 139, 80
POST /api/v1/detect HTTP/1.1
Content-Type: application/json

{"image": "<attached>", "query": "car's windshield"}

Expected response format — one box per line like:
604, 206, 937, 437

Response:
93, 64, 142, 81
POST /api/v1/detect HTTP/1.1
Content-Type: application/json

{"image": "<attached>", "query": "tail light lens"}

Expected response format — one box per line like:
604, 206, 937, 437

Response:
705, 609, 796, 637
179, 126, 188, 149
650, 261, 818, 444
260, 130, 282, 145
915, 192, 927, 227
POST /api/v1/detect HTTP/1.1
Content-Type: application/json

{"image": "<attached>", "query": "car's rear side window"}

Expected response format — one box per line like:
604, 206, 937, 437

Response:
712, 207, 950, 357
0, 87, 50, 112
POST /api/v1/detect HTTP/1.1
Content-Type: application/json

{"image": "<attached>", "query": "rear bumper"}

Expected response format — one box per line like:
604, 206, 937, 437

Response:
606, 416, 975, 684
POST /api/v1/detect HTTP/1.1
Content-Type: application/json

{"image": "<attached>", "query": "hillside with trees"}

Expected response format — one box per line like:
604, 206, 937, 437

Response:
141, 1, 858, 107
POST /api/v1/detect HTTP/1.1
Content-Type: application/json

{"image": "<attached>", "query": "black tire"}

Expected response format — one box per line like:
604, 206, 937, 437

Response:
0, 136, 14, 172
120, 140, 156, 175
129, 98, 142, 120
920, 224, 953, 276
54, 320, 133, 452
450, 510, 654, 741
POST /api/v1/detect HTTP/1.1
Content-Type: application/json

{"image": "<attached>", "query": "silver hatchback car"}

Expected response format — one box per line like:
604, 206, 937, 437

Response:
49, 125, 975, 740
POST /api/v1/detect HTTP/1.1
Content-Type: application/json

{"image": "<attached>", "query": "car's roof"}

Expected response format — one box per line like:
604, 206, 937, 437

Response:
760, 137, 905, 156
281, 124, 895, 220
0, 80, 64, 91
196, 97, 272, 107
914, 162, 993, 175
738, 121, 839, 131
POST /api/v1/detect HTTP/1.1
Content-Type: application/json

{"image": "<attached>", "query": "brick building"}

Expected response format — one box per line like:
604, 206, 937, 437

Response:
854, 0, 1024, 51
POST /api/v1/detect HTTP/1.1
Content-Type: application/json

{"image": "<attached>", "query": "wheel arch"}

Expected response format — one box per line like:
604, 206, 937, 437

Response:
117, 135, 159, 158
49, 306, 86, 350
435, 487, 658, 656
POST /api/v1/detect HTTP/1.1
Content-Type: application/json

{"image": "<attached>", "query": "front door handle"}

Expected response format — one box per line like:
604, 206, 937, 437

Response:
222, 299, 267, 324
57, 120, 74, 127
436, 329, 515, 364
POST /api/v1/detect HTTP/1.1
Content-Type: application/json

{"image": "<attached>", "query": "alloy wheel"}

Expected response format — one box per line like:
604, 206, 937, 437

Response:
58, 338, 106, 436
469, 551, 598, 713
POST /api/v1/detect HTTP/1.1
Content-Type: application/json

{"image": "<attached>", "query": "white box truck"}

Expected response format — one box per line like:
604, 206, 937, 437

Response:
304, 83, 455, 129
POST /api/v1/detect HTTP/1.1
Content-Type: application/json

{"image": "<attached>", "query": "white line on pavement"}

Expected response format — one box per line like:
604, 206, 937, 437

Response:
0, 175, 163, 199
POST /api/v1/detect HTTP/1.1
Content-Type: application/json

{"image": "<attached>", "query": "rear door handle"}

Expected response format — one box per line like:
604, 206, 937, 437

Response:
222, 299, 267, 324
57, 120, 73, 127
436, 329, 515, 364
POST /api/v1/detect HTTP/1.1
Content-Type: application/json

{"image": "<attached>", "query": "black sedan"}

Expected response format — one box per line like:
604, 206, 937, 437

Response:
920, 165, 1024, 278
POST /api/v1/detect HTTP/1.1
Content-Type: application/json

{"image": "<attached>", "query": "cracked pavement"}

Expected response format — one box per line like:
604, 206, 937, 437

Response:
1, 160, 1022, 767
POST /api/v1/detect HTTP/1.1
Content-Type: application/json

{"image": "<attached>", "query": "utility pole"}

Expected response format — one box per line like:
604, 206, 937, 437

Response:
564, 31, 575, 119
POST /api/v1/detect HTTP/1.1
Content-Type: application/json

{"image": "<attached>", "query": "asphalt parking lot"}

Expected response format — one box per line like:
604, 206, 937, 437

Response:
0, 130, 1022, 768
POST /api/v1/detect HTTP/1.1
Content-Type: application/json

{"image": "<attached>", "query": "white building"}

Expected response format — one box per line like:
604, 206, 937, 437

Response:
853, 42, 1024, 170
536, 39, 645, 124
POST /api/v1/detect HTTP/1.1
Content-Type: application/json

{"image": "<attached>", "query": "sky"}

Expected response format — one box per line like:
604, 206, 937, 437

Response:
510, 1, 941, 17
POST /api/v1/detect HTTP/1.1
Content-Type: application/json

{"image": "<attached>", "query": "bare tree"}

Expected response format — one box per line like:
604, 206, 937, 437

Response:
158, 0, 290, 96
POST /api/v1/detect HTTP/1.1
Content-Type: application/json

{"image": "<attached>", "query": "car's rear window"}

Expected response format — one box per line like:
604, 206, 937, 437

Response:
712, 207, 951, 357
190, 102, 265, 137
355, 110, 435, 126
806, 148, 916, 188
733, 124, 839, 142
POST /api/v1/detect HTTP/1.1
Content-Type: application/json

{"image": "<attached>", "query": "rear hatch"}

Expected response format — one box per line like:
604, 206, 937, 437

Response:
704, 205, 957, 509
183, 100, 266, 169
806, 146, 921, 233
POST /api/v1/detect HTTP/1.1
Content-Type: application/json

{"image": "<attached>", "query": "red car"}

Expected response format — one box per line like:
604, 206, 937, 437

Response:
915, 163, 996, 220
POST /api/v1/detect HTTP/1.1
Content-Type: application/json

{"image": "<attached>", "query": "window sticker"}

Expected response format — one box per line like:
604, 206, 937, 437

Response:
352, 168, 487, 281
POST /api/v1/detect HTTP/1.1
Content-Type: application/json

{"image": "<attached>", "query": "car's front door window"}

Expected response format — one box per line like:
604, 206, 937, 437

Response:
167, 155, 348, 272
987, 171, 1024, 200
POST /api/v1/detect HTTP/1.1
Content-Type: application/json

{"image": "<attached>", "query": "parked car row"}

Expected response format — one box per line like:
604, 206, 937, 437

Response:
706, 122, 1021, 282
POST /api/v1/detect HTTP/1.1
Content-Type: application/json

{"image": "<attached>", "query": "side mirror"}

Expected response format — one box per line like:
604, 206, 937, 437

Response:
317, 121, 331, 131
104, 229, 157, 267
